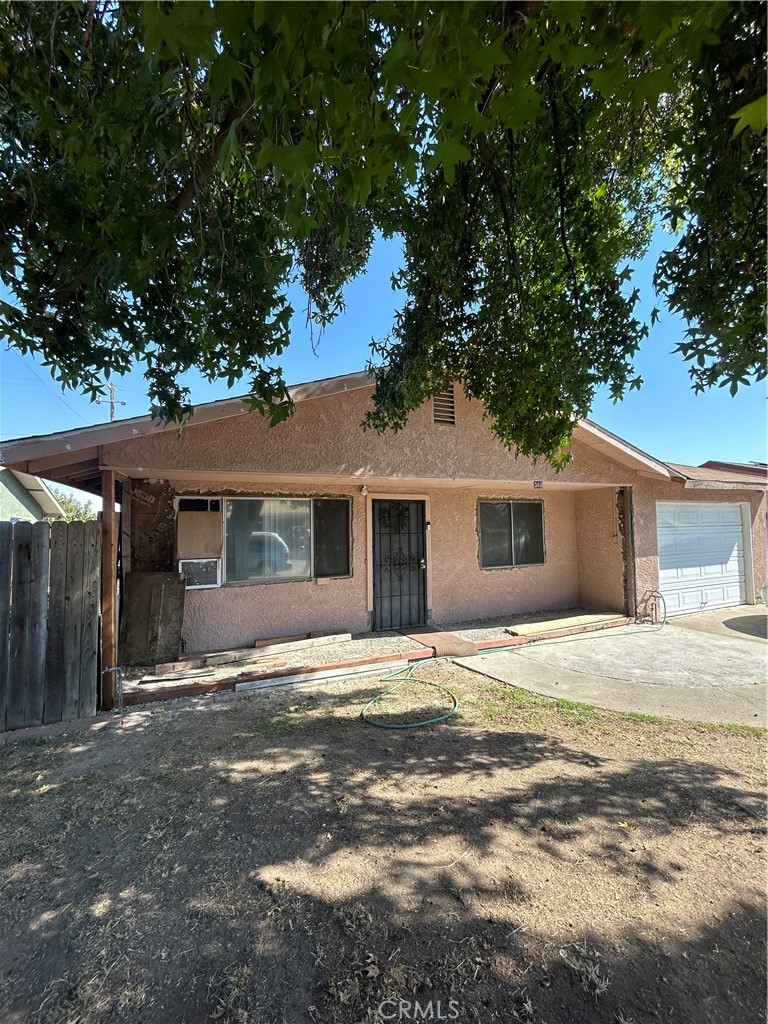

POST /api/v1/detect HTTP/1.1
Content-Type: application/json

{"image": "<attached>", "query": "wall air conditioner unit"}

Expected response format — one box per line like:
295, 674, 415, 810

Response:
179, 558, 221, 589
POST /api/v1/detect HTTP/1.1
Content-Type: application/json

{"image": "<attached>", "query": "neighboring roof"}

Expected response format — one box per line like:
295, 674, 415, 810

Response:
5, 470, 65, 517
700, 459, 768, 476
666, 461, 768, 489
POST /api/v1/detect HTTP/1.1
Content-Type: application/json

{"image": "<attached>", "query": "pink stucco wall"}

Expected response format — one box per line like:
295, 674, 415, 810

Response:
632, 478, 767, 607
101, 384, 766, 650
574, 489, 626, 613
176, 481, 581, 652
105, 385, 639, 487
181, 483, 368, 650
428, 488, 579, 624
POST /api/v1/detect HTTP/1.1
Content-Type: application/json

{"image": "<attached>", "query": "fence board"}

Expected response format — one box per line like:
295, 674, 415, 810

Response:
62, 521, 85, 722
43, 521, 68, 724
0, 522, 12, 732
25, 522, 50, 727
3, 519, 101, 732
7, 522, 32, 730
78, 522, 100, 717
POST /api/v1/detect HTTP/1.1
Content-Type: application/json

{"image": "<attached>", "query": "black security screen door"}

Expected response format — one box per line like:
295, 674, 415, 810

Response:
372, 500, 427, 630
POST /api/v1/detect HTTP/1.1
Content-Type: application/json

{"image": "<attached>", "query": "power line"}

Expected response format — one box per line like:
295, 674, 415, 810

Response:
6, 351, 89, 423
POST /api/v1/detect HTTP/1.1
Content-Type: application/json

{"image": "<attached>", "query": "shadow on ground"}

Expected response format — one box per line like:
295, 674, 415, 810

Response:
0, 678, 765, 1024
723, 614, 768, 640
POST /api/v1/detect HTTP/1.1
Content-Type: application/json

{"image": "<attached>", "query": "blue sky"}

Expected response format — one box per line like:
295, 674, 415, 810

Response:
1, 228, 765, 502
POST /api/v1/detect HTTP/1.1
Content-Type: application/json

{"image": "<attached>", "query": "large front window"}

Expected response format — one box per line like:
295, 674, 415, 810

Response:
478, 500, 545, 568
224, 497, 350, 583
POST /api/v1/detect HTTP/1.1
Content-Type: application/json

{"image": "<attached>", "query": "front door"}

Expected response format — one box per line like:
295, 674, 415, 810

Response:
372, 500, 427, 630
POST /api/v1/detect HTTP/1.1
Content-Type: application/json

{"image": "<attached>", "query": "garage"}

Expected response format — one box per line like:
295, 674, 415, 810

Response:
656, 502, 748, 616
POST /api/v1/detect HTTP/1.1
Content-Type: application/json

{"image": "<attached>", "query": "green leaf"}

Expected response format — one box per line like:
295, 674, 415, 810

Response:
730, 96, 768, 138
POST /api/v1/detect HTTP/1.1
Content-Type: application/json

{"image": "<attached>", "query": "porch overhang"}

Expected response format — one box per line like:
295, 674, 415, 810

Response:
0, 371, 375, 495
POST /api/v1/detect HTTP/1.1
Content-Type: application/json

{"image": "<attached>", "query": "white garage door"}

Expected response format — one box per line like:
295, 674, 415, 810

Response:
656, 502, 746, 616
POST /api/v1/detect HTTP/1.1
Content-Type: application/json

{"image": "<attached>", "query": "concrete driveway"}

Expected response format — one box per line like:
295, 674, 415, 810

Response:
457, 607, 767, 726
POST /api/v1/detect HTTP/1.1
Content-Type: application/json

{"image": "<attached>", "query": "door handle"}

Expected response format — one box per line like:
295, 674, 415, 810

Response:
419, 558, 426, 570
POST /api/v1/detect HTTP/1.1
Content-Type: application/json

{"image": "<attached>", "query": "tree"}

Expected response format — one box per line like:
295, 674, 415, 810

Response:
1, 1, 765, 465
50, 487, 98, 522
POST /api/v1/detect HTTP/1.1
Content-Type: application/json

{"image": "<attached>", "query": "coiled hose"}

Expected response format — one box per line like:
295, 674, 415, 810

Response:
361, 657, 459, 729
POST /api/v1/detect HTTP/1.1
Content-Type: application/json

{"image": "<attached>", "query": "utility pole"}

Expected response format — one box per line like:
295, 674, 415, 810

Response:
96, 383, 126, 422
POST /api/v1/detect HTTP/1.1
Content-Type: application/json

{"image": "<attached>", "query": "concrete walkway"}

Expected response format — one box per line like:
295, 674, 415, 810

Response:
665, 604, 767, 644
457, 617, 767, 726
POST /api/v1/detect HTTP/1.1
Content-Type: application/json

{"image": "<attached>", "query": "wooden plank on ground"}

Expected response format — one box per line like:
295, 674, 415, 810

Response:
252, 633, 308, 649
63, 521, 85, 721
7, 522, 32, 730
149, 657, 207, 675
206, 647, 283, 667
249, 633, 352, 658
141, 669, 215, 684
24, 522, 50, 727
79, 521, 100, 718
122, 679, 236, 705
506, 612, 626, 637
0, 522, 12, 732
44, 521, 67, 724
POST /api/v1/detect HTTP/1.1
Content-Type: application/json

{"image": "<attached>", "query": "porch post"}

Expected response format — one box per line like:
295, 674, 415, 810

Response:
101, 469, 118, 709
619, 486, 637, 619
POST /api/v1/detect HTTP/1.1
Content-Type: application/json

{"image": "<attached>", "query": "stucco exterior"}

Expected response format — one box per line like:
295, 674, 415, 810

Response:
573, 488, 628, 613
105, 386, 641, 487
89, 381, 768, 651
0, 468, 44, 521
631, 477, 766, 610
172, 480, 583, 652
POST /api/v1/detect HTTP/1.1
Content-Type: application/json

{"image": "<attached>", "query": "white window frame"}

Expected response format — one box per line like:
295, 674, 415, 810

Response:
179, 557, 222, 590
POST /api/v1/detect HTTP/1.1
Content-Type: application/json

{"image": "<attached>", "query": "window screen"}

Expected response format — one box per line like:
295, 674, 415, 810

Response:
225, 498, 310, 582
512, 502, 545, 565
479, 502, 513, 567
313, 499, 351, 577
479, 501, 544, 567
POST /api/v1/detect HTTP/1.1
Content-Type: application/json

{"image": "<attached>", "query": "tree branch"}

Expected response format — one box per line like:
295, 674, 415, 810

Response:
171, 98, 251, 218
548, 84, 581, 311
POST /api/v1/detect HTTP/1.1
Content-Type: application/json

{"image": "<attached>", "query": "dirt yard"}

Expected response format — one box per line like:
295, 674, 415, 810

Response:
1, 663, 765, 1024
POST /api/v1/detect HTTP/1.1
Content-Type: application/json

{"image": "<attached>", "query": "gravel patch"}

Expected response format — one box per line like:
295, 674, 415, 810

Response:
125, 610, 591, 692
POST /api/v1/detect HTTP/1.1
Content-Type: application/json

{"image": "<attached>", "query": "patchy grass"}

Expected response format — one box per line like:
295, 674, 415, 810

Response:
0, 662, 765, 1024
690, 721, 767, 739
461, 680, 604, 728
623, 711, 669, 725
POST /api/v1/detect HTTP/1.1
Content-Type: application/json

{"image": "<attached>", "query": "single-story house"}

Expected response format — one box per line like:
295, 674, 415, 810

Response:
0, 467, 64, 522
1, 371, 765, 685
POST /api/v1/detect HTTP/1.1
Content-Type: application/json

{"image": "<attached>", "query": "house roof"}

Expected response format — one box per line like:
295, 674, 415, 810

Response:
6, 470, 65, 517
0, 368, 718, 493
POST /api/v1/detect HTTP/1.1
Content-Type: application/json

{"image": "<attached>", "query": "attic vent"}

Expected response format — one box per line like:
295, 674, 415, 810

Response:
433, 388, 456, 425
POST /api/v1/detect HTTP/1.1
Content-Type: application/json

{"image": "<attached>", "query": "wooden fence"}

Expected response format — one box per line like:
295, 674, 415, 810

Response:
0, 520, 101, 732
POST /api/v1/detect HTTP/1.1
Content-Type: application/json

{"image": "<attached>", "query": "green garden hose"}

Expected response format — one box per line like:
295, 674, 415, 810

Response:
361, 658, 459, 729
361, 611, 666, 730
